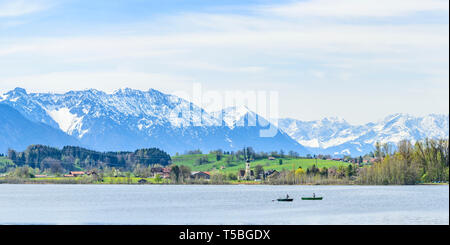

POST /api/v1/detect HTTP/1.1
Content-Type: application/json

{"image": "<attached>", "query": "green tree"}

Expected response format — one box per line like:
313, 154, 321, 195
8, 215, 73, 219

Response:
254, 165, 264, 179
179, 165, 192, 183
170, 165, 181, 183
154, 174, 162, 183
227, 172, 237, 181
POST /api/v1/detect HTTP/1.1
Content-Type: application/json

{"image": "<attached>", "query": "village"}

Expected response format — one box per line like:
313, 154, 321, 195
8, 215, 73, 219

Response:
25, 154, 375, 184
45, 165, 281, 183
1, 144, 407, 186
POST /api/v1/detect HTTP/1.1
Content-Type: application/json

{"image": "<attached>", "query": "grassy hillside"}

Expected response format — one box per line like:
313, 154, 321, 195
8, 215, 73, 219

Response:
172, 153, 348, 174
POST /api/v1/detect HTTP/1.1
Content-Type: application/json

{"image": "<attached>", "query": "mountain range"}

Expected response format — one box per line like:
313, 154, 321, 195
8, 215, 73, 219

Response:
278, 114, 449, 156
0, 87, 448, 156
0, 88, 306, 155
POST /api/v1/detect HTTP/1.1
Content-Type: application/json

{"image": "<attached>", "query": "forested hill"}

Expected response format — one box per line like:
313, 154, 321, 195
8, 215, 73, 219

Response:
7, 145, 171, 172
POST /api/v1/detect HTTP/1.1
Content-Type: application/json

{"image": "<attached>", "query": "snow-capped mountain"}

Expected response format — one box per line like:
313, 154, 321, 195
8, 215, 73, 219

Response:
278, 117, 365, 149
279, 114, 449, 156
0, 104, 80, 154
212, 105, 309, 154
0, 88, 306, 154
1, 87, 447, 156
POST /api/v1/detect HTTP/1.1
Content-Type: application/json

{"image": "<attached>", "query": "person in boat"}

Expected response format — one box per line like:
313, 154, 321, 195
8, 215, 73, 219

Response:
313, 193, 315, 198
286, 194, 290, 199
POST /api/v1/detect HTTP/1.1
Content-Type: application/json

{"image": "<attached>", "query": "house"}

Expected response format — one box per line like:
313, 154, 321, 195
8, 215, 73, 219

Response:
162, 167, 171, 179
151, 167, 163, 174
191, 171, 210, 180
268, 156, 276, 161
69, 171, 85, 177
86, 170, 98, 175
64, 174, 74, 177
264, 170, 279, 179
150, 167, 171, 179
150, 167, 163, 177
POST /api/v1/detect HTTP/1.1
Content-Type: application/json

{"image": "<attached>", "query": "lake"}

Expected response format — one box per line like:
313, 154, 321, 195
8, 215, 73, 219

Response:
0, 184, 448, 225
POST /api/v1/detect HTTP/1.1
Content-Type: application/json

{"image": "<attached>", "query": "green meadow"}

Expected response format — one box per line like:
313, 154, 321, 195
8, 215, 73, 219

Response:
172, 153, 348, 174
0, 176, 168, 184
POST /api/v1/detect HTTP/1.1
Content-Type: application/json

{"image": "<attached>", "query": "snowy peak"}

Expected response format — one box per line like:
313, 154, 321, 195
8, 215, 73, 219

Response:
1, 87, 447, 156
211, 105, 274, 129
279, 117, 363, 148
212, 105, 254, 128
0, 87, 224, 137
367, 113, 449, 144
320, 116, 348, 125
279, 113, 449, 156
45, 107, 87, 138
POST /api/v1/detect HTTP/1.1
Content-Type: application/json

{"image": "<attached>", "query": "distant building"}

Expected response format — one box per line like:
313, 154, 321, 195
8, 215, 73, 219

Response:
151, 167, 163, 174
244, 159, 251, 179
150, 167, 171, 179
86, 170, 99, 177
191, 171, 210, 180
238, 168, 254, 180
268, 156, 276, 161
69, 171, 85, 177
162, 167, 171, 179
264, 170, 279, 179
150, 167, 163, 177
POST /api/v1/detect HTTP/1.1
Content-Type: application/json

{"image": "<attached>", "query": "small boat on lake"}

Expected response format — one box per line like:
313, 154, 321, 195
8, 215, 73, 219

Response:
277, 198, 294, 202
301, 193, 323, 200
301, 197, 323, 200
276, 194, 294, 202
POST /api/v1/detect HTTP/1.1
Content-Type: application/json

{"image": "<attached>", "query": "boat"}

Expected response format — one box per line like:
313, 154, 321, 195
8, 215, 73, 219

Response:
301, 193, 323, 200
276, 194, 293, 202
301, 197, 323, 200
276, 198, 294, 202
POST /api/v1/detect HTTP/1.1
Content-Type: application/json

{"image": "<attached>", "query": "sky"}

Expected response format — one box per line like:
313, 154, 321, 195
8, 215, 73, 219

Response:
0, 0, 448, 124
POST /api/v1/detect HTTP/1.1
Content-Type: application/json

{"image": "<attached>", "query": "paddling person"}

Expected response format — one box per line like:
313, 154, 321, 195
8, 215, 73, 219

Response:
286, 194, 289, 199
313, 193, 315, 198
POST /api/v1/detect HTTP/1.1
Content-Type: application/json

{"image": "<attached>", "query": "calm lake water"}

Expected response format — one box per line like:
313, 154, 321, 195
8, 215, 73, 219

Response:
0, 184, 448, 225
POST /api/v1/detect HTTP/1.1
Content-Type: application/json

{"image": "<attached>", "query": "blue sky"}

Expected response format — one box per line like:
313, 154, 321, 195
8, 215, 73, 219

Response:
0, 0, 448, 124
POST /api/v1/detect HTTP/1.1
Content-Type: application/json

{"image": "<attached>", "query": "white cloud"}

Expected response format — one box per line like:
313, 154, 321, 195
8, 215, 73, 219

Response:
263, 0, 449, 18
1, 24, 447, 62
0, 0, 52, 17
0, 0, 448, 123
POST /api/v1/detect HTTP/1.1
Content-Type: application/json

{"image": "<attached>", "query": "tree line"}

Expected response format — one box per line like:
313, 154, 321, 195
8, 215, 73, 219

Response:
3, 138, 448, 185
7, 144, 171, 174
357, 139, 448, 184
263, 139, 448, 185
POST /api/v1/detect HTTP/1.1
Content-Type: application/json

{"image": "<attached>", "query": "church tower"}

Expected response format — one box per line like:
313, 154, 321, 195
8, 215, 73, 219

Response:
243, 147, 252, 180
244, 159, 251, 180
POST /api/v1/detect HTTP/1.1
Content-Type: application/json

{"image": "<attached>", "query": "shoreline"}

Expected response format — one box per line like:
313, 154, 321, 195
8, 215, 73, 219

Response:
0, 178, 447, 186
